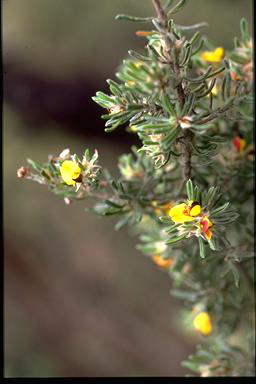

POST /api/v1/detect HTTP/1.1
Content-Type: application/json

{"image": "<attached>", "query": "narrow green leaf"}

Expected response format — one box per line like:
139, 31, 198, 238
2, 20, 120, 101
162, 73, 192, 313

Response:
206, 66, 226, 79
208, 238, 217, 250
115, 14, 153, 22
211, 202, 229, 217
96, 91, 115, 103
186, 179, 194, 200
198, 237, 205, 258
41, 169, 51, 180
165, 223, 181, 233
190, 38, 205, 56
115, 214, 131, 230
162, 94, 176, 116
240, 17, 249, 43
159, 216, 172, 224
198, 78, 216, 98
166, 234, 187, 244
184, 65, 212, 83
170, 288, 198, 301
194, 185, 202, 204
177, 22, 208, 31
27, 158, 43, 173
167, 0, 188, 16
189, 31, 200, 45
179, 44, 192, 66
106, 79, 123, 97
128, 50, 151, 62
229, 261, 240, 288
164, 0, 174, 10
104, 123, 121, 132
105, 200, 124, 208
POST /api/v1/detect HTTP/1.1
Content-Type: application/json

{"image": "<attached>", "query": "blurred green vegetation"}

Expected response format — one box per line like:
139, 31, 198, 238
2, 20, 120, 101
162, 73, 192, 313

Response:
3, 0, 253, 377
3, 0, 252, 80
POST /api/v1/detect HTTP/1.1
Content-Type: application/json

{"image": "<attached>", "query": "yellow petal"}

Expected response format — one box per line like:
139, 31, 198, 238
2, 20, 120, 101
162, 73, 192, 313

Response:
210, 85, 219, 95
193, 312, 212, 335
214, 47, 224, 60
205, 229, 212, 240
168, 203, 186, 217
190, 204, 201, 217
201, 47, 224, 62
239, 138, 246, 152
171, 214, 195, 223
169, 203, 191, 223
60, 160, 81, 186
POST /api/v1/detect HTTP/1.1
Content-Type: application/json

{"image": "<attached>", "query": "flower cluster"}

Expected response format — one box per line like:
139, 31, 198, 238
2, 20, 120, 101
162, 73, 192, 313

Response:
17, 148, 101, 201
169, 200, 213, 241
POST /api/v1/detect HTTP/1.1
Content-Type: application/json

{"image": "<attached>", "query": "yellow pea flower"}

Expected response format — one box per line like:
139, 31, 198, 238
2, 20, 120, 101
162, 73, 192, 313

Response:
168, 201, 201, 223
152, 254, 173, 268
200, 47, 224, 63
60, 160, 81, 186
193, 311, 213, 335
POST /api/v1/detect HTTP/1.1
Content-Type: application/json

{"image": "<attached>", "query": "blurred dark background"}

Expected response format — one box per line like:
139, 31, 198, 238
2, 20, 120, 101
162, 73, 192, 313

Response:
3, 0, 253, 377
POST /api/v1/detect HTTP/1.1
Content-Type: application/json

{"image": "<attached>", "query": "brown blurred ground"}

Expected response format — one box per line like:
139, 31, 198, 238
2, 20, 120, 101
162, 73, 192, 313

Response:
3, 0, 253, 377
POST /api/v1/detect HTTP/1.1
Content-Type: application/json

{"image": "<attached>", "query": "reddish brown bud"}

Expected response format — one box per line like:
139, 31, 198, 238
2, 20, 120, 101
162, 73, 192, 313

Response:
17, 166, 28, 178
135, 30, 153, 37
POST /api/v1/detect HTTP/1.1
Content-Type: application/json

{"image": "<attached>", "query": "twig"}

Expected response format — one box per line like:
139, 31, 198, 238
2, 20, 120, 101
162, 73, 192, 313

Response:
152, 0, 192, 182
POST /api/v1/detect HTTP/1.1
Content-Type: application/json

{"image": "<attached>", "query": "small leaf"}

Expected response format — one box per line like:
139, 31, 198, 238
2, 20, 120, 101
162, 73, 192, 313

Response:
211, 202, 229, 217
159, 216, 172, 224
184, 65, 212, 83
115, 214, 132, 230
240, 17, 249, 43
167, 0, 188, 16
27, 158, 43, 173
128, 50, 151, 61
105, 200, 124, 208
186, 179, 194, 200
198, 237, 205, 258
162, 93, 176, 116
229, 261, 240, 288
166, 234, 187, 244
115, 14, 153, 22
179, 44, 192, 66
165, 223, 181, 234
208, 238, 217, 251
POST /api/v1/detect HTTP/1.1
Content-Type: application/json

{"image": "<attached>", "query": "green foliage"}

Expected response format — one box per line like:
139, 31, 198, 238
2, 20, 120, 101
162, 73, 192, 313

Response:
18, 0, 254, 377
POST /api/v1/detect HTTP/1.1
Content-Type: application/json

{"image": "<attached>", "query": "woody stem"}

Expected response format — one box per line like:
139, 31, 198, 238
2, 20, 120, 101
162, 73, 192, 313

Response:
152, 0, 193, 183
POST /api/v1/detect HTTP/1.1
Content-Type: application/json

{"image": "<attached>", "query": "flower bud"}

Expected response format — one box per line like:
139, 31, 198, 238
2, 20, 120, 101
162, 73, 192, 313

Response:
59, 148, 71, 159
17, 166, 28, 178
64, 197, 72, 205
178, 116, 193, 129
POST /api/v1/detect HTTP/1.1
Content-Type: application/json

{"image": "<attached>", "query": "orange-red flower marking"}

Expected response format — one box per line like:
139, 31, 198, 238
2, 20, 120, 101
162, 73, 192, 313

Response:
200, 216, 213, 240
233, 136, 246, 153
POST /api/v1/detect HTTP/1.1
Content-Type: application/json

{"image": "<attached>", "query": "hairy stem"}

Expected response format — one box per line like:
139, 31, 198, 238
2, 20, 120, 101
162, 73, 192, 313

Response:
152, 0, 192, 182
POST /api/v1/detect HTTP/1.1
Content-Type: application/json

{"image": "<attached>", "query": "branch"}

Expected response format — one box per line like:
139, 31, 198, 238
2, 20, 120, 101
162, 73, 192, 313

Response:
152, 0, 192, 182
